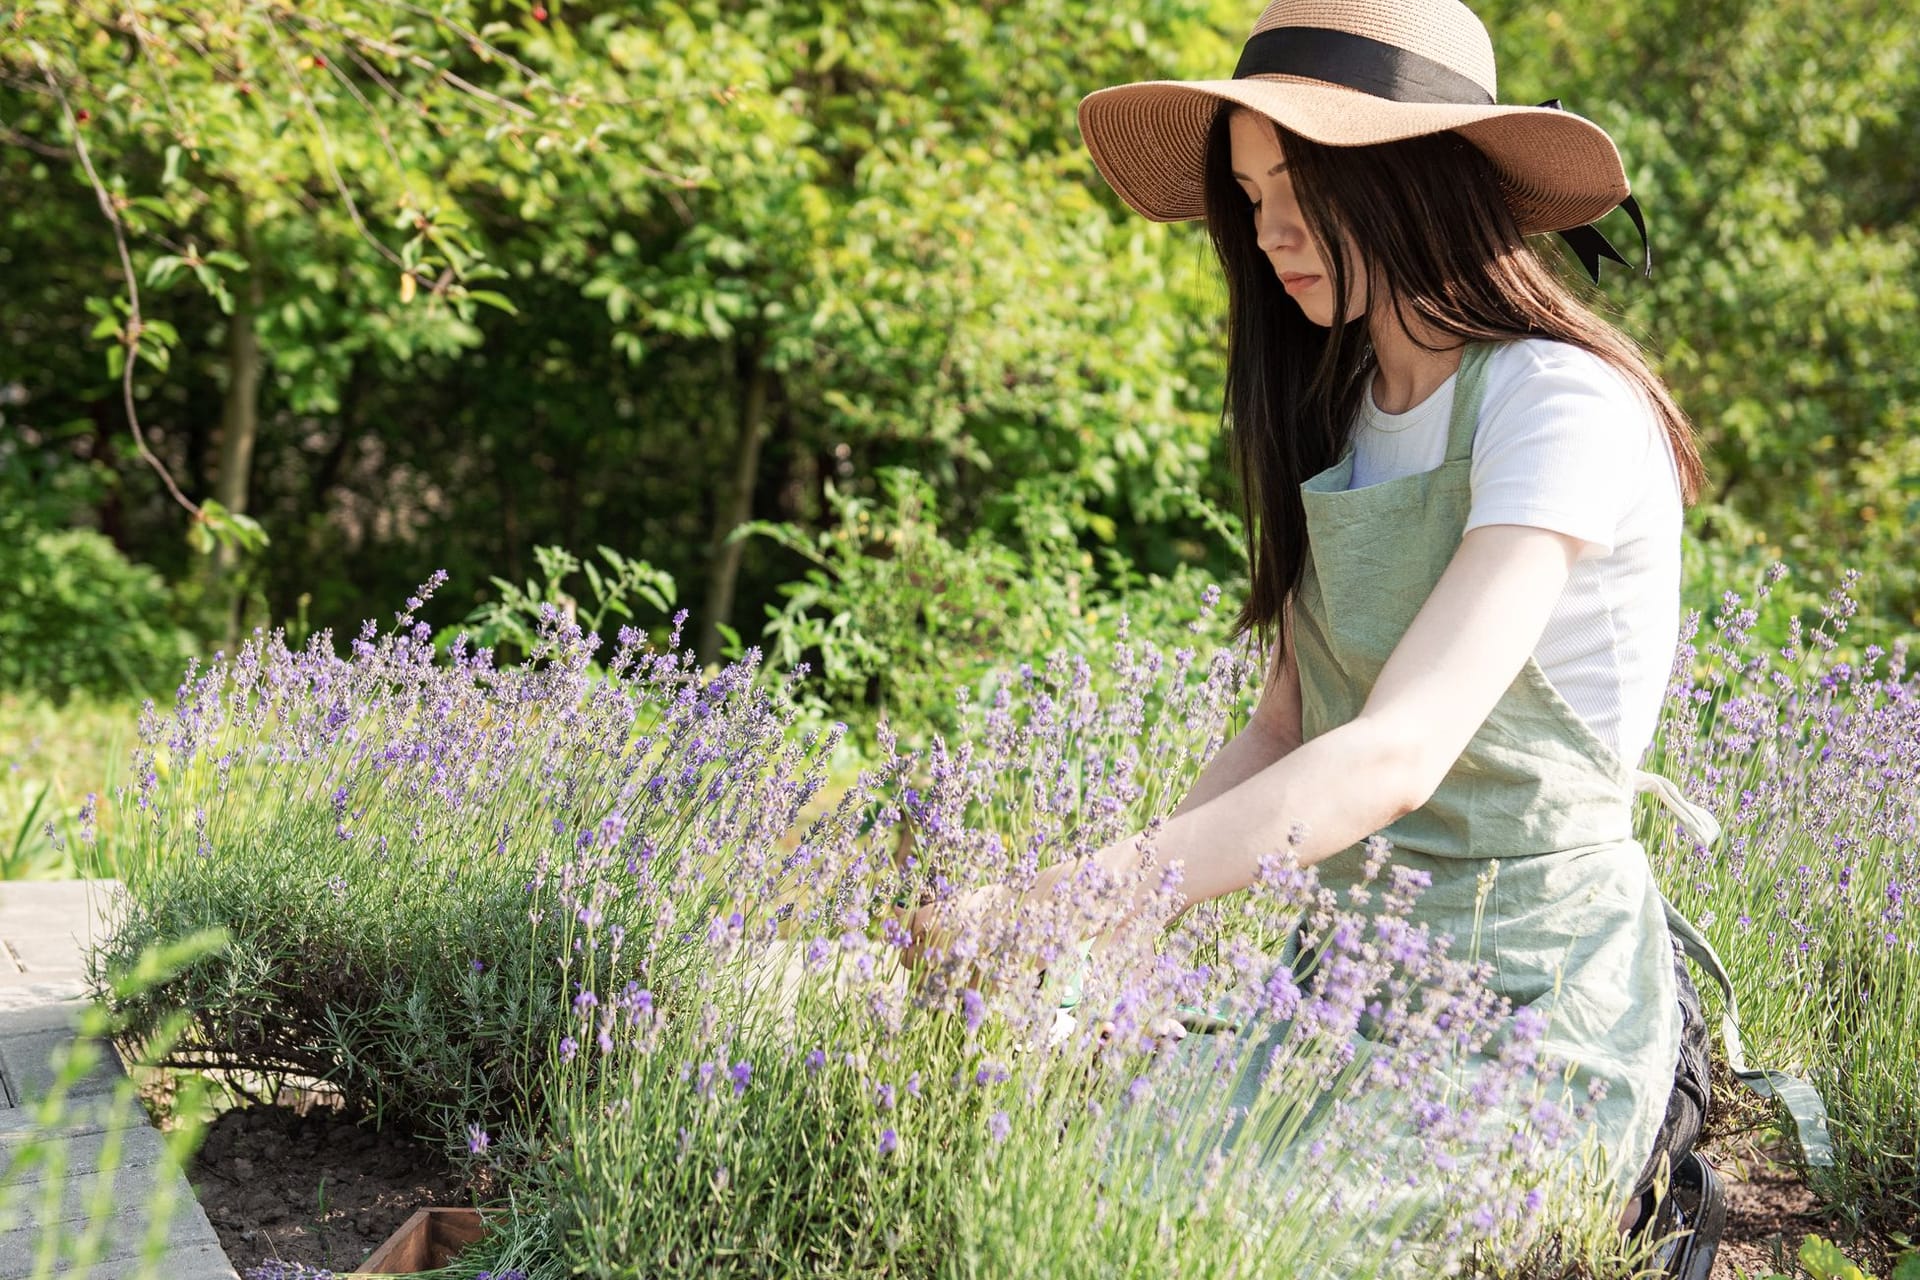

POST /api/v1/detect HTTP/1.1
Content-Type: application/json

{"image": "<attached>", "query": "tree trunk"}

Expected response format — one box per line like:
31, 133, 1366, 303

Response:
697, 339, 770, 669
202, 202, 264, 649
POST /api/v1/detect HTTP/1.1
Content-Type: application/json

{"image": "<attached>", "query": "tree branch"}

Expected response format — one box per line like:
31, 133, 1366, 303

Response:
33, 48, 202, 522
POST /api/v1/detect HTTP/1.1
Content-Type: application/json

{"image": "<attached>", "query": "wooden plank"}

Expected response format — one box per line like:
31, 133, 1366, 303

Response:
349, 1208, 492, 1278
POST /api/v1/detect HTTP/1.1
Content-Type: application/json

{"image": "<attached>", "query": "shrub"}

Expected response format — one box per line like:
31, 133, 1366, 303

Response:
734, 466, 1246, 759
0, 511, 195, 703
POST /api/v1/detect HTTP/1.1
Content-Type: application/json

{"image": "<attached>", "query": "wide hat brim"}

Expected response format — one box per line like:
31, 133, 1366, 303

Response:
1077, 74, 1630, 237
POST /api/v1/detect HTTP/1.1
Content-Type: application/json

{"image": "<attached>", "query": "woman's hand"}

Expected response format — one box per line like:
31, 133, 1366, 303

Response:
901, 883, 1020, 987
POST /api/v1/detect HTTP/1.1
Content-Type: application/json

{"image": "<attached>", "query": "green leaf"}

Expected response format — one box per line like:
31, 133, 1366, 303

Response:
1800, 1237, 1873, 1280
145, 255, 186, 288
463, 290, 518, 315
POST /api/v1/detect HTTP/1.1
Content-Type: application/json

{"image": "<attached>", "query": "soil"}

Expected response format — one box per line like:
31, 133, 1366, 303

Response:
1704, 1133, 1879, 1280
186, 1096, 475, 1278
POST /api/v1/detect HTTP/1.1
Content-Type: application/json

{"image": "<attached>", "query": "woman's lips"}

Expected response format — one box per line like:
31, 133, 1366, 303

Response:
1280, 273, 1320, 294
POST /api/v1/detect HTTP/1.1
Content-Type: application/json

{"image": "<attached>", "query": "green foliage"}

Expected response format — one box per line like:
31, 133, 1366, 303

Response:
738, 465, 1248, 756
437, 543, 679, 669
739, 467, 1076, 727
0, 438, 195, 706
0, 693, 138, 882
1, 0, 1233, 658
0, 509, 194, 704
1765, 1235, 1920, 1280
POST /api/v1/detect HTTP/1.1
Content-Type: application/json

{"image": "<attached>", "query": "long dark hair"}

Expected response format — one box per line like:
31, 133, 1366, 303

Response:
1202, 103, 1706, 666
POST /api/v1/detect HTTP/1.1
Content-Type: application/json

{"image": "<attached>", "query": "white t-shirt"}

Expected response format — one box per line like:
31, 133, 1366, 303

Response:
1348, 337, 1682, 769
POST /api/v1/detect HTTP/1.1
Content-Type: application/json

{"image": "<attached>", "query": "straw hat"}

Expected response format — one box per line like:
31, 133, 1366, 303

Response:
1077, 0, 1649, 280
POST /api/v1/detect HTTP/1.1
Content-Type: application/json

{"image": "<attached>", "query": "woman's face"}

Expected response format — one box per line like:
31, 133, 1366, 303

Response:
1227, 109, 1367, 328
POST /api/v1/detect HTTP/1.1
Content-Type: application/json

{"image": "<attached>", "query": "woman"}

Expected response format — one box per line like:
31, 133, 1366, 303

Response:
911, 0, 1829, 1268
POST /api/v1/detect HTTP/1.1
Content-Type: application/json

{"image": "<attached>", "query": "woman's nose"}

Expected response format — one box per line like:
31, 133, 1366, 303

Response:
1255, 208, 1297, 254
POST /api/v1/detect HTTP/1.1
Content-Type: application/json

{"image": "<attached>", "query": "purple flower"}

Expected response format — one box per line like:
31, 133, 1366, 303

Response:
877, 1128, 898, 1157
987, 1110, 1011, 1144
466, 1123, 490, 1155
961, 988, 985, 1035
730, 1061, 752, 1096
974, 1062, 1007, 1087
243, 1264, 338, 1280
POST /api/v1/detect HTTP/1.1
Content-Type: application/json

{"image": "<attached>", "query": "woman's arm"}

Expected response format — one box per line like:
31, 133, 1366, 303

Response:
1062, 521, 1585, 934
905, 604, 1303, 970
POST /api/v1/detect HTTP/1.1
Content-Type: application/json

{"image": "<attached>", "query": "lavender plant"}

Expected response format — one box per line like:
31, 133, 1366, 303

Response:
512, 827, 1602, 1279
96, 571, 1653, 1277
1644, 565, 1920, 1236
91, 573, 853, 1144
440, 590, 1610, 1276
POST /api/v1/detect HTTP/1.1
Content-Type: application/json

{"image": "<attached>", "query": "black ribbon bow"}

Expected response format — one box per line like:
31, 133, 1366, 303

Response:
1535, 99, 1652, 285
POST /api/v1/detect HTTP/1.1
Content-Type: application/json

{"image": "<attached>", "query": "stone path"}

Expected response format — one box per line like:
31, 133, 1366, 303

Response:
0, 880, 237, 1279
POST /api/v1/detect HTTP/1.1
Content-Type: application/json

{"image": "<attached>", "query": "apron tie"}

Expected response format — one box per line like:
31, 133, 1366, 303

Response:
1632, 769, 1723, 847
1636, 768, 1836, 1168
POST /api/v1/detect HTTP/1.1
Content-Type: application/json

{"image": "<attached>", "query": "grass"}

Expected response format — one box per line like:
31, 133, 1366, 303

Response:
0, 690, 139, 879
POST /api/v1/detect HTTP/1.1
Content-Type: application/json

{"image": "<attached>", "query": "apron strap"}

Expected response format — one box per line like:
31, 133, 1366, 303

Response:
1636, 769, 1836, 1168
1441, 342, 1499, 464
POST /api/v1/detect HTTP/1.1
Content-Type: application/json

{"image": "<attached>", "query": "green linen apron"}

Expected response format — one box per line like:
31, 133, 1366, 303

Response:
1287, 336, 1680, 1204
1116, 339, 1830, 1245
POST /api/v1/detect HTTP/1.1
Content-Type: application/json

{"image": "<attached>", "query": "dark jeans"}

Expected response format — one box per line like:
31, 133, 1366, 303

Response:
1630, 937, 1711, 1202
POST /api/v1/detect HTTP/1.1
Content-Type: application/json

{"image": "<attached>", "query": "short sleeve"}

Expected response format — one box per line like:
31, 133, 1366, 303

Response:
1464, 340, 1656, 560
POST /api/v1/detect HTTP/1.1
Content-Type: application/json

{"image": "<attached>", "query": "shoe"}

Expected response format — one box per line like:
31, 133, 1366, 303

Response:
1642, 1150, 1727, 1280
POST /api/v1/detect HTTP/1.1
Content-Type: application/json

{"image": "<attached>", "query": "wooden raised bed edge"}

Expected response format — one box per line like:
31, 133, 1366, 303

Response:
344, 1207, 497, 1278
